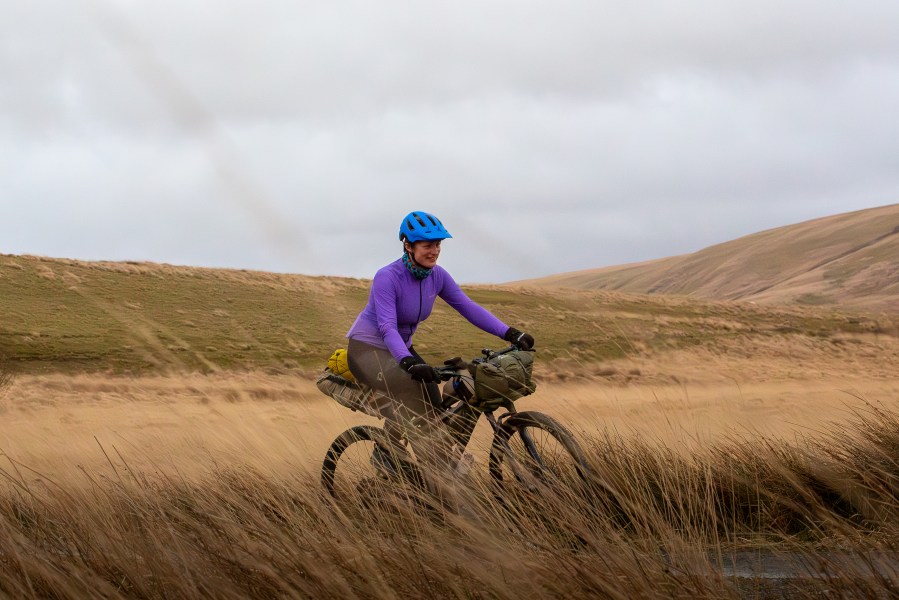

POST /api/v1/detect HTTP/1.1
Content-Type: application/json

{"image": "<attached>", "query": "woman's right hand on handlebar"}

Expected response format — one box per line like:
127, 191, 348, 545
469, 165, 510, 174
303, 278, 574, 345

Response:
430, 357, 468, 381
399, 356, 440, 383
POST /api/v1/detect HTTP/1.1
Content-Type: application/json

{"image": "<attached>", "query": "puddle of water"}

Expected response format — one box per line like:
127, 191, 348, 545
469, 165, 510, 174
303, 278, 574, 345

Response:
716, 550, 899, 581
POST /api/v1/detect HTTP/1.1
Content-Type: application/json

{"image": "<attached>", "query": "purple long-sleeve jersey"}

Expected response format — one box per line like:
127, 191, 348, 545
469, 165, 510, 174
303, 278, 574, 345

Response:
347, 258, 510, 362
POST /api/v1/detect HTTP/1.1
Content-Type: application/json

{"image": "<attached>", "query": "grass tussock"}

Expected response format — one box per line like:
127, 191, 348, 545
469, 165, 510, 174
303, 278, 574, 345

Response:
5, 407, 899, 598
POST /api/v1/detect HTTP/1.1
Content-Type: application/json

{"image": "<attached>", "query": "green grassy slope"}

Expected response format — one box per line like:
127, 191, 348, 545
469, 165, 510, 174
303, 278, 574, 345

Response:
0, 256, 367, 373
1, 254, 896, 376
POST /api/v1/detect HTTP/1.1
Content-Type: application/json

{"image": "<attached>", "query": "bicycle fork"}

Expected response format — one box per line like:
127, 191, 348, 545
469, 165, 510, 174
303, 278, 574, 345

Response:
486, 409, 545, 487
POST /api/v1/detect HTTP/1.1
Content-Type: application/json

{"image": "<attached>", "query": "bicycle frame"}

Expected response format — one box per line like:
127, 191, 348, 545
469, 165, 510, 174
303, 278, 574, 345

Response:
428, 351, 546, 479
321, 345, 591, 502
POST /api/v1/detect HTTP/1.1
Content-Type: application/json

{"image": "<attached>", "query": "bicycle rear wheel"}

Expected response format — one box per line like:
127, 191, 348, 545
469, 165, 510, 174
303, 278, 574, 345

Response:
321, 425, 425, 507
489, 411, 591, 495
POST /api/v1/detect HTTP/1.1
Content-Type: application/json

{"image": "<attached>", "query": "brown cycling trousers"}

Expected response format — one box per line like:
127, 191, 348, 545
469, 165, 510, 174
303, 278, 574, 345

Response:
347, 338, 456, 469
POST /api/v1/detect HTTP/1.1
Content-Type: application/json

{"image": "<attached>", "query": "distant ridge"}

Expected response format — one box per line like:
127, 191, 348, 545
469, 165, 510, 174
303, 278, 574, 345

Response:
517, 204, 899, 310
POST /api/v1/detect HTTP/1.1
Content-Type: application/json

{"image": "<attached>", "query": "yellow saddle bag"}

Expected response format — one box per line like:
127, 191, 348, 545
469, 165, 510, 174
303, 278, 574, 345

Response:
326, 348, 355, 382
317, 348, 389, 418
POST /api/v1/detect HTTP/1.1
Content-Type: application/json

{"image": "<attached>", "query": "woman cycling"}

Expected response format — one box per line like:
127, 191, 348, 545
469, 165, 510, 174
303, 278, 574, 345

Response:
346, 210, 534, 472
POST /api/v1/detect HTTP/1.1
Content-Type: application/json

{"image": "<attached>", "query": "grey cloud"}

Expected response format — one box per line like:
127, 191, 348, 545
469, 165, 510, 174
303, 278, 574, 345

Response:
6, 1, 899, 129
127, 1, 899, 114
2, 1, 899, 282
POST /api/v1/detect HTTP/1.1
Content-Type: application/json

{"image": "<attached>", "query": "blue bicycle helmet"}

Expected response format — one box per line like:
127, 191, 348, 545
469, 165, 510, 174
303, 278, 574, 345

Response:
399, 211, 453, 242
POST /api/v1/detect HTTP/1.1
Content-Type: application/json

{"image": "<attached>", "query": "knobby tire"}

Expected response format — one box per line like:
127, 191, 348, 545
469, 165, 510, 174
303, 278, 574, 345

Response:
488, 410, 591, 494
321, 425, 430, 503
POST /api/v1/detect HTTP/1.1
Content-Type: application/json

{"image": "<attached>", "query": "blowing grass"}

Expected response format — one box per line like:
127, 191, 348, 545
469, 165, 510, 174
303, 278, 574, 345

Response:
0, 366, 11, 398
4, 406, 899, 598
4, 252, 899, 597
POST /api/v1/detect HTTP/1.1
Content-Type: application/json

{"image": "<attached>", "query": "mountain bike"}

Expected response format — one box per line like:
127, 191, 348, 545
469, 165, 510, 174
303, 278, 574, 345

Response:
320, 346, 592, 507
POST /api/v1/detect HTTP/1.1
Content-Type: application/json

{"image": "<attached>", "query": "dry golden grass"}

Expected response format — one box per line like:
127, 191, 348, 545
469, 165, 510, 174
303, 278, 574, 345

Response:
1, 372, 363, 481
4, 368, 899, 598
4, 370, 897, 480
4, 250, 899, 597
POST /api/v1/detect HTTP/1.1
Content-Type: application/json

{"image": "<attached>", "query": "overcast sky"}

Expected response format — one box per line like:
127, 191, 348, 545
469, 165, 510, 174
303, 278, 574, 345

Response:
2, 1, 898, 283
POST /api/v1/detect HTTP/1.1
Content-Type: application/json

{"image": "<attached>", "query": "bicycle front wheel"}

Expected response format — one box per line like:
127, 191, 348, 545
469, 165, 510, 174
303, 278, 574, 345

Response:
489, 411, 591, 495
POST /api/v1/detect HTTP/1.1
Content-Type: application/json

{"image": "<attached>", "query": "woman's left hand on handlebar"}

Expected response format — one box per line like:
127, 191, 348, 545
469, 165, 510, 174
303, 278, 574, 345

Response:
504, 327, 535, 351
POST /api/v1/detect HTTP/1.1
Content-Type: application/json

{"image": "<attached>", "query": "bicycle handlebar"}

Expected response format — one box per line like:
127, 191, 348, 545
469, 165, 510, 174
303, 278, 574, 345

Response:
432, 344, 523, 381
489, 345, 519, 357
433, 365, 464, 381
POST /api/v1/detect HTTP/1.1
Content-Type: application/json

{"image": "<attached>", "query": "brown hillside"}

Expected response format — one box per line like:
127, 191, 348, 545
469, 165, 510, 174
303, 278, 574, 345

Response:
521, 204, 899, 310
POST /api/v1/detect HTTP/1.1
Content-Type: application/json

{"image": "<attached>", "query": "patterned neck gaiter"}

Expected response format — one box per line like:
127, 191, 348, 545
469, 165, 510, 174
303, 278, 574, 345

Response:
402, 253, 432, 280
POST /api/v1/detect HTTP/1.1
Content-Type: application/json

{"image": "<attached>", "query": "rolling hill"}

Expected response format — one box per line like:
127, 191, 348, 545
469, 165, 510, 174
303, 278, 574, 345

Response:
2, 253, 898, 380
521, 204, 899, 311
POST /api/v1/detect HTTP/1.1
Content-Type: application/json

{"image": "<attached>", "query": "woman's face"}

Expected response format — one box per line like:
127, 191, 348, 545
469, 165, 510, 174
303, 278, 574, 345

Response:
406, 240, 442, 268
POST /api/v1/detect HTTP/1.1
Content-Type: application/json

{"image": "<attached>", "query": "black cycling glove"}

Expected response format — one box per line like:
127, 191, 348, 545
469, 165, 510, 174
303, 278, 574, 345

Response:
399, 356, 440, 383
504, 327, 535, 351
